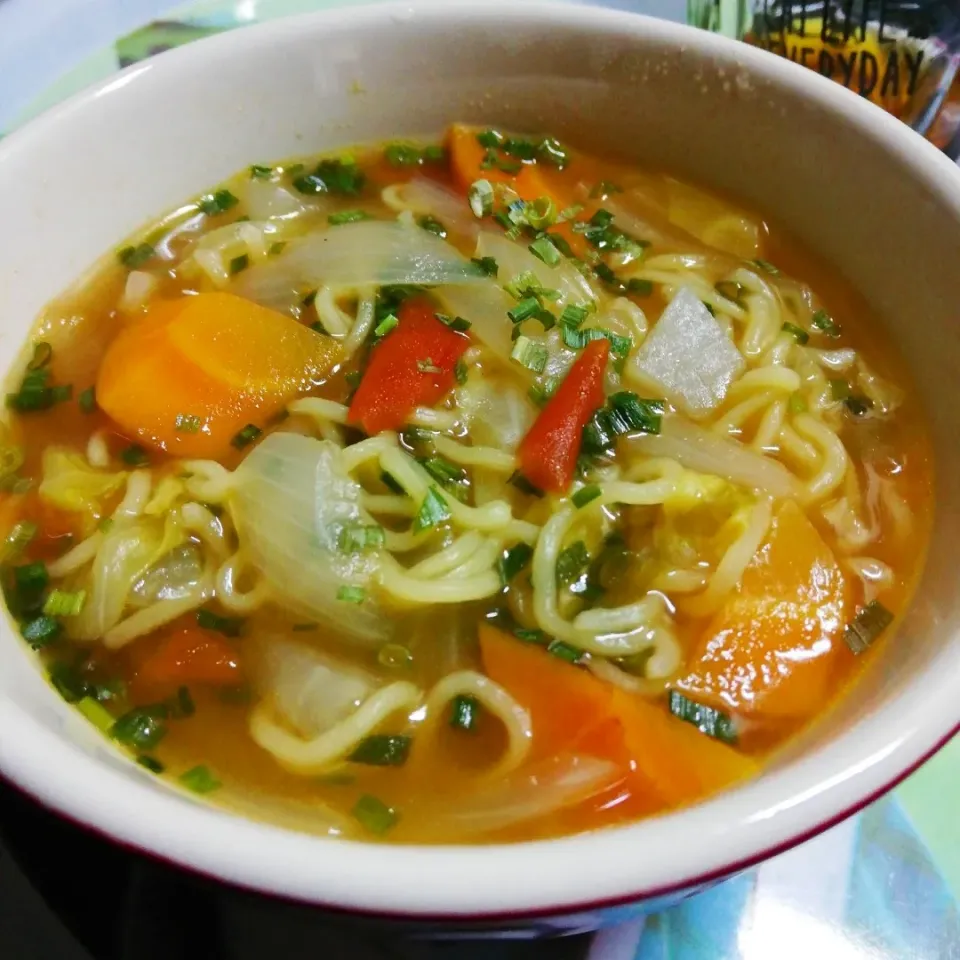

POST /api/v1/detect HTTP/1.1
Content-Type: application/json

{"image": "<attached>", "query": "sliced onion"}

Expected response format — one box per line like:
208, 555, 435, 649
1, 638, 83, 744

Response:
241, 178, 318, 221
130, 542, 205, 607
627, 416, 802, 499
396, 178, 482, 243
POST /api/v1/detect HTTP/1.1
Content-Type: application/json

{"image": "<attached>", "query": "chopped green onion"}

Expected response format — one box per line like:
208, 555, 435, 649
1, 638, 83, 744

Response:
514, 626, 548, 645
420, 455, 468, 497
845, 394, 874, 417
529, 236, 562, 266
174, 413, 203, 433
137, 755, 165, 773
416, 214, 447, 238
751, 258, 780, 275
77, 696, 115, 732
510, 336, 549, 373
470, 255, 498, 277
416, 357, 442, 374
626, 278, 653, 296
338, 524, 385, 553
196, 608, 244, 637
179, 764, 222, 794
436, 313, 472, 333
293, 158, 365, 196
352, 794, 398, 834
476, 129, 504, 148
498, 542, 534, 584
6, 366, 72, 413
384, 143, 422, 166
117, 243, 156, 269
378, 643, 414, 670
250, 164, 274, 179
537, 137, 570, 168
373, 313, 398, 337
14, 559, 48, 594
812, 309, 841, 337
528, 375, 559, 407
829, 378, 851, 402
349, 734, 411, 766
556, 540, 590, 586
269, 240, 287, 256
336, 585, 367, 604
572, 484, 602, 508
197, 189, 239, 216
231, 423, 262, 449
28, 342, 53, 371
607, 392, 664, 435
328, 209, 371, 225
560, 324, 632, 357
560, 304, 590, 327
450, 694, 481, 731
507, 296, 541, 324
111, 706, 168, 750
547, 640, 583, 664
454, 358, 468, 385
844, 600, 894, 654
3, 521, 37, 560
169, 685, 195, 719
22, 615, 61, 648
526, 196, 558, 230
781, 321, 809, 344
413, 486, 452, 532
668, 691, 737, 744
42, 589, 86, 617
78, 386, 96, 414
468, 179, 494, 218
120, 444, 149, 467
508, 470, 544, 498
714, 280, 745, 303
229, 254, 249, 275
788, 392, 808, 415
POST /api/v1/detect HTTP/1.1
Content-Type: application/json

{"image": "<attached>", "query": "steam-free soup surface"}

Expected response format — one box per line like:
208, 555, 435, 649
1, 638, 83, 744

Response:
2, 126, 932, 842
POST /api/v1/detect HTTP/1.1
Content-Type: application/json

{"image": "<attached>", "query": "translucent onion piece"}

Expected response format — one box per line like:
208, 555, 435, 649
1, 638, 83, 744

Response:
230, 432, 389, 643
130, 542, 205, 607
396, 178, 482, 243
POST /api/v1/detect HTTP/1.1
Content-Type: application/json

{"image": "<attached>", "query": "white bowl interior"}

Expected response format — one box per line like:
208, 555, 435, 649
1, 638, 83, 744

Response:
0, 1, 956, 917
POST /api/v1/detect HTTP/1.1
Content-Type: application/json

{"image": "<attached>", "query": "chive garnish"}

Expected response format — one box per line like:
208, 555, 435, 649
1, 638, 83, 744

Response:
498, 543, 534, 585
250, 164, 274, 179
328, 209, 371, 225
556, 540, 590, 586
454, 358, 468, 385
197, 189, 239, 216
42, 589, 86, 617
668, 691, 737, 744
229, 253, 249, 275
22, 615, 62, 648
436, 313, 471, 333
338, 524, 385, 553
626, 278, 653, 296
78, 696, 115, 733
529, 236, 561, 266
560, 324, 632, 357
752, 258, 780, 275
374, 313, 398, 338
78, 386, 96, 414
352, 794, 398, 835
174, 413, 203, 433
572, 484, 602, 508
413, 486, 452, 532
336, 585, 367, 604
811, 308, 841, 337
450, 694, 481, 731
470, 255, 498, 277
168, 685, 196, 720
48, 661, 87, 703
111, 706, 168, 750
510, 336, 549, 373
6, 366, 71, 413
348, 734, 411, 766
508, 470, 544, 498
844, 600, 894, 654
781, 321, 809, 344
559, 304, 590, 327
179, 764, 222, 794
547, 640, 583, 664
120, 444, 149, 467
416, 214, 446, 238
507, 296, 541, 324
196, 608, 244, 637
231, 423, 262, 449
117, 243, 156, 269
137, 755, 165, 774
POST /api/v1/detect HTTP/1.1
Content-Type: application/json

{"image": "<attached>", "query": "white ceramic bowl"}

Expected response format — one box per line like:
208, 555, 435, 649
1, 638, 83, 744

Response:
0, 1, 957, 928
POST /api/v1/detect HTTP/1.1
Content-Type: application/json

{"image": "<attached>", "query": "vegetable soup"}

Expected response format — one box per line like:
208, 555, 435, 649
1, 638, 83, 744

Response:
0, 126, 933, 842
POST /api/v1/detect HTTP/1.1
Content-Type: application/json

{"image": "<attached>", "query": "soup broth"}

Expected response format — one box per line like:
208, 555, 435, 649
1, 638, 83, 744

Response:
1, 126, 933, 843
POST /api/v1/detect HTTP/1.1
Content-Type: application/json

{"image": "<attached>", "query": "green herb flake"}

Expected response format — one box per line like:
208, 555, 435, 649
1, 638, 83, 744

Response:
507, 296, 541, 324
77, 696, 115, 733
137, 755, 165, 774
811, 308, 841, 338
454, 358, 468, 385
174, 413, 203, 434
352, 794, 398, 835
470, 255, 498, 277
228, 254, 249, 275
78, 386, 97, 414
336, 585, 367, 604
436, 313, 471, 333
117, 243, 156, 269
42, 589, 86, 617
231, 423, 262, 449
179, 764, 222, 794
529, 236, 562, 266
413, 486, 452, 532
328, 209, 372, 225
22, 615, 61, 648
752, 258, 780, 275
781, 321, 810, 345
373, 313, 399, 338
547, 640, 584, 664
844, 600, 894, 655
197, 189, 239, 216
510, 336, 549, 373
111, 706, 168, 750
196, 608, 244, 637
250, 164, 274, 180
269, 241, 287, 256
668, 690, 738, 744
498, 542, 534, 585
348, 734, 412, 766
508, 470, 544, 498
572, 484, 602, 509
450, 694, 481, 731
120, 444, 149, 467
338, 524, 385, 553
168, 685, 196, 720
556, 540, 590, 586
417, 214, 447, 238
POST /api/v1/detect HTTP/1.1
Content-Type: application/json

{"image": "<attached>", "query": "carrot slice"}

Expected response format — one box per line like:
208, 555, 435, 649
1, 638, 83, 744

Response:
517, 339, 609, 493
96, 292, 340, 459
678, 500, 851, 720
347, 296, 470, 435
479, 624, 756, 810
135, 625, 241, 688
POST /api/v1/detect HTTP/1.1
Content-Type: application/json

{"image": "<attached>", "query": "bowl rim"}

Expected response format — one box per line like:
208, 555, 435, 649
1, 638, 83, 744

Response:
0, 0, 958, 919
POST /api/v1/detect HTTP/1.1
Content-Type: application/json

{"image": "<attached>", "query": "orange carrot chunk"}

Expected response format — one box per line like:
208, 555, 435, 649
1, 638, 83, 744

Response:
517, 339, 609, 494
96, 292, 341, 459
347, 296, 470, 435
677, 500, 851, 720
136, 626, 241, 688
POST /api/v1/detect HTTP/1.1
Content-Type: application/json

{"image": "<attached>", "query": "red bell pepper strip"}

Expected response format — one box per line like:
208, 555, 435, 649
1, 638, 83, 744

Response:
347, 297, 470, 435
517, 339, 609, 494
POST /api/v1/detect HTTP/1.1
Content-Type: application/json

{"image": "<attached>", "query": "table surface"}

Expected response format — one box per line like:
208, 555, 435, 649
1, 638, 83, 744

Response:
0, 2, 957, 958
